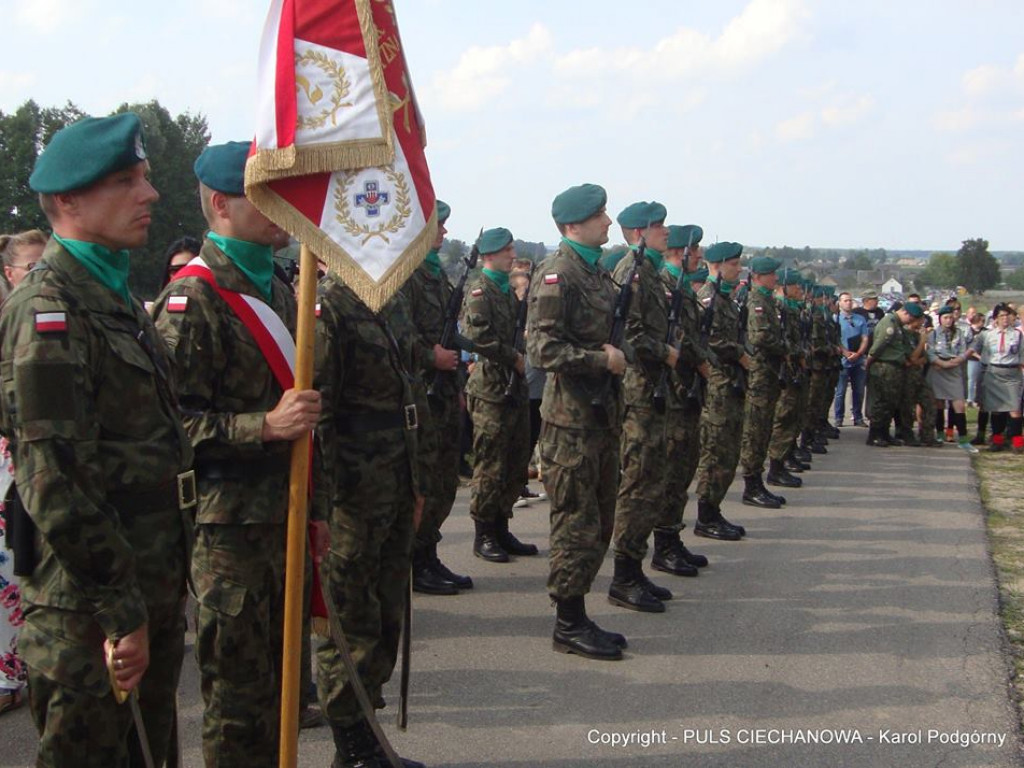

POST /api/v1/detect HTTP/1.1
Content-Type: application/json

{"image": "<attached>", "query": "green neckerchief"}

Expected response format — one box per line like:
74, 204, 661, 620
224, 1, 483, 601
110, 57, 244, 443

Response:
208, 232, 274, 303
424, 248, 442, 277
663, 262, 682, 281
482, 267, 510, 295
785, 298, 803, 312
712, 275, 736, 296
631, 243, 663, 272
54, 234, 132, 306
756, 284, 773, 298
562, 237, 602, 271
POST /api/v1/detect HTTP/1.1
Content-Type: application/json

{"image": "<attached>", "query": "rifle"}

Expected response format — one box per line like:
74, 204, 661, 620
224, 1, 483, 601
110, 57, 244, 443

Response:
426, 239, 480, 400
779, 301, 802, 389
687, 277, 717, 409
732, 273, 750, 396
503, 261, 533, 403
652, 265, 687, 413
593, 238, 646, 417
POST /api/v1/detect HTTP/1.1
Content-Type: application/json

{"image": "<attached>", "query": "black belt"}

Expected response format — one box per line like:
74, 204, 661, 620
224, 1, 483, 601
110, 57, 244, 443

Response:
196, 456, 286, 482
336, 405, 419, 434
985, 363, 1019, 369
107, 470, 197, 512
872, 359, 901, 366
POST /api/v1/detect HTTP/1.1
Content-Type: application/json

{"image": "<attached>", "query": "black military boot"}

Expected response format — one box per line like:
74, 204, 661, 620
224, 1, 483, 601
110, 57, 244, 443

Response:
331, 720, 381, 768
767, 458, 802, 488
783, 449, 809, 472
758, 474, 787, 505
429, 542, 473, 590
693, 499, 744, 540
361, 720, 426, 768
678, 538, 709, 568
741, 474, 781, 509
608, 556, 666, 612
473, 520, 509, 563
552, 596, 623, 660
898, 429, 921, 447
824, 421, 840, 439
411, 546, 459, 596
811, 431, 829, 453
496, 516, 538, 556
651, 528, 699, 577
793, 443, 813, 463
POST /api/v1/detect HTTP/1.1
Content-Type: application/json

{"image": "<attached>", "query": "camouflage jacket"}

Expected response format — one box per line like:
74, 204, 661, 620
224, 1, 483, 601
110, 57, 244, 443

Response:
780, 300, 805, 362
808, 307, 832, 370
402, 264, 468, 397
697, 278, 745, 389
314, 272, 423, 494
0, 239, 192, 638
746, 286, 787, 366
526, 242, 627, 430
152, 239, 294, 525
612, 253, 675, 409
868, 312, 908, 363
462, 273, 527, 404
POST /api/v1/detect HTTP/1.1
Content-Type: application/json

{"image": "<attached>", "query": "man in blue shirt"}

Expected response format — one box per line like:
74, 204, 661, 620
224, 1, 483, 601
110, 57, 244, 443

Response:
834, 291, 870, 426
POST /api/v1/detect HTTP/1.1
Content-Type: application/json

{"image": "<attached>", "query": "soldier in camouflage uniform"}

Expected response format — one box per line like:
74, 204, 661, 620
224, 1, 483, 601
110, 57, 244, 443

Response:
823, 288, 843, 438
738, 256, 798, 507
605, 201, 677, 612
865, 303, 922, 446
693, 242, 750, 542
402, 200, 474, 594
462, 227, 537, 562
800, 287, 832, 455
153, 142, 322, 767
0, 114, 194, 767
900, 308, 938, 446
652, 225, 710, 578
767, 269, 812, 481
314, 270, 425, 767
527, 183, 629, 661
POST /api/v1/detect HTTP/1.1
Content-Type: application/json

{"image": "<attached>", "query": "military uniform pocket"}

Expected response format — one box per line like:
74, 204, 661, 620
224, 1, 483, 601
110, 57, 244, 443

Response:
19, 605, 109, 696
192, 560, 247, 618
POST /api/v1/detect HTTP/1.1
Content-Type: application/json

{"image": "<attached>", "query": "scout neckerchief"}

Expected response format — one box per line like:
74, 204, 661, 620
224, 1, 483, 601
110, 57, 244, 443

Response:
173, 256, 295, 390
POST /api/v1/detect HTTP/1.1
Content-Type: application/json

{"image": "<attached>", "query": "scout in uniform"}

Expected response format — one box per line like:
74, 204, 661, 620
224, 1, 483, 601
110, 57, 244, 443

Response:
402, 200, 474, 594
0, 113, 194, 767
693, 242, 750, 541
608, 202, 675, 612
314, 270, 426, 768
152, 142, 321, 767
462, 227, 537, 562
527, 184, 629, 661
970, 303, 1024, 453
738, 256, 796, 506
766, 268, 811, 481
865, 302, 923, 446
653, 224, 710, 577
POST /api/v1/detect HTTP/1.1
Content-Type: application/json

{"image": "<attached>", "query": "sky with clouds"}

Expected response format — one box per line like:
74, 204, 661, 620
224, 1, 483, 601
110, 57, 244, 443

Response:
1, 0, 1022, 251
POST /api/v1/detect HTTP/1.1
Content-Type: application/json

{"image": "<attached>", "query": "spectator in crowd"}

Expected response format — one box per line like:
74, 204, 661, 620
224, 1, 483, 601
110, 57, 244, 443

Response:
833, 291, 869, 427
160, 235, 202, 288
967, 309, 986, 407
927, 306, 976, 453
0, 230, 47, 301
970, 303, 1024, 452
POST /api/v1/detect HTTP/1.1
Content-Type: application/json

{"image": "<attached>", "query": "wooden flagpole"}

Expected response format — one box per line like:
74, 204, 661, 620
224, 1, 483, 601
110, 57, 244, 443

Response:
279, 244, 318, 768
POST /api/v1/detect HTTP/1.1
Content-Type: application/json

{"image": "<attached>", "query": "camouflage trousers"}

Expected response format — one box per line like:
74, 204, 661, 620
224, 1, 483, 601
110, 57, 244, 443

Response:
415, 391, 462, 550
317, 430, 414, 728
868, 362, 906, 432
902, 366, 935, 440
769, 371, 807, 461
802, 368, 830, 431
740, 364, 783, 475
539, 423, 619, 600
695, 371, 745, 507
468, 396, 530, 525
193, 523, 286, 768
612, 405, 668, 561
661, 404, 702, 530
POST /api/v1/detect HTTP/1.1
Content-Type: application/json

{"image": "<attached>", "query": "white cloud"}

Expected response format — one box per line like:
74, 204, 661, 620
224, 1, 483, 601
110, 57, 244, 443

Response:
821, 94, 874, 126
431, 23, 553, 111
933, 107, 979, 133
15, 0, 85, 33
962, 64, 1005, 97
713, 0, 809, 70
776, 111, 815, 141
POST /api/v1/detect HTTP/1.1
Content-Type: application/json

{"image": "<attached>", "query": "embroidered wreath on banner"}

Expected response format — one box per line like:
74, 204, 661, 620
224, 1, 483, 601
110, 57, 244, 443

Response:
294, 49, 352, 131
334, 167, 412, 245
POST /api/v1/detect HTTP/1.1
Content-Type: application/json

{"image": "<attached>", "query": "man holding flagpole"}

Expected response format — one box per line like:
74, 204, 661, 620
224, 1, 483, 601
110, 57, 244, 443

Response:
152, 142, 321, 767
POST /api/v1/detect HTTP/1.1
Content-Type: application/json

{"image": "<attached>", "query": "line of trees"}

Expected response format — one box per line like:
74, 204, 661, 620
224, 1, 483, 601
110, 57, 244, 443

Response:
916, 238, 1001, 295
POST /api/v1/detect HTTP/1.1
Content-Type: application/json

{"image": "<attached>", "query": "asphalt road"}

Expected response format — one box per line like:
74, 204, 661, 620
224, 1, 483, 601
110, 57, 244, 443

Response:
4, 427, 1022, 767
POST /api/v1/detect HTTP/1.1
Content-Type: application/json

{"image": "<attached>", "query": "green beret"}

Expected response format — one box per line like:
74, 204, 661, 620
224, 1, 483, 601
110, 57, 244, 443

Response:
552, 183, 607, 225
436, 200, 451, 224
667, 224, 703, 249
903, 302, 924, 318
30, 113, 148, 194
617, 201, 667, 229
937, 305, 955, 316
749, 256, 781, 275
704, 241, 743, 263
477, 227, 514, 255
777, 268, 802, 286
689, 266, 709, 282
600, 249, 627, 273
194, 141, 251, 195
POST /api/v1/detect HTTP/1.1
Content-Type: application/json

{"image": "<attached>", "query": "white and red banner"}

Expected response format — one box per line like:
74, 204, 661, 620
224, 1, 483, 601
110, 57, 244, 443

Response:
246, 0, 436, 312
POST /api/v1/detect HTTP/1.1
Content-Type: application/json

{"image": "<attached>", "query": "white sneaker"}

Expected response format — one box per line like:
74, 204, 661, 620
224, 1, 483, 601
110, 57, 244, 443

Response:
958, 441, 980, 455
513, 498, 531, 508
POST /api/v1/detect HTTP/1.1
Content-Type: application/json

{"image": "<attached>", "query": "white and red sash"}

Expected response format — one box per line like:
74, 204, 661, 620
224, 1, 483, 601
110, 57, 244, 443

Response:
173, 257, 296, 390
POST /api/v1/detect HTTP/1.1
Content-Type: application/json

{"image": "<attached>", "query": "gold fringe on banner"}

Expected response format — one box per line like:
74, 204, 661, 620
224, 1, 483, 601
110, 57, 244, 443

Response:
356, 0, 395, 148
246, 140, 394, 187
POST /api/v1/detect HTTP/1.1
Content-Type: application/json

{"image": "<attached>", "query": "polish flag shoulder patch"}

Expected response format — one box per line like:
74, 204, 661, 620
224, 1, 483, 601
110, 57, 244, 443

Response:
35, 311, 67, 333
166, 296, 189, 313
315, 302, 322, 318
754, 306, 764, 314
544, 273, 559, 285
666, 291, 674, 300
632, 273, 640, 282
471, 288, 484, 297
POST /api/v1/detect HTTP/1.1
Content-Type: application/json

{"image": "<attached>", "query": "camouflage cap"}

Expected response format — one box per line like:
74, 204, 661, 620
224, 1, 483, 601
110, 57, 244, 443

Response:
861, 289, 879, 300
436, 199, 451, 224
704, 241, 743, 263
617, 201, 667, 229
749, 255, 781, 275
30, 113, 148, 194
194, 141, 251, 195
551, 183, 607, 225
667, 224, 703, 249
476, 227, 514, 255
